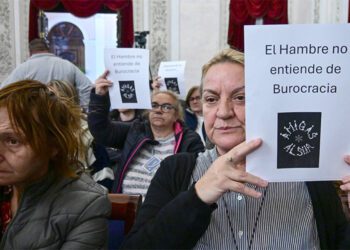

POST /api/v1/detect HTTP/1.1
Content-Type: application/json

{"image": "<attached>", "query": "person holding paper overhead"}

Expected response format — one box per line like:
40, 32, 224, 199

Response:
121, 48, 349, 249
88, 70, 204, 197
153, 80, 209, 146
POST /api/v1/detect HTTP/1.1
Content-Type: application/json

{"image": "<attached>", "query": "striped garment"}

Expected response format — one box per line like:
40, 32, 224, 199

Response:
122, 135, 175, 199
191, 148, 320, 250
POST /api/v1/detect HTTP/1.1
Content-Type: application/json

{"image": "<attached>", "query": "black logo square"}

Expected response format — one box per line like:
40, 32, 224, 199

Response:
119, 81, 137, 103
277, 112, 321, 169
164, 77, 180, 94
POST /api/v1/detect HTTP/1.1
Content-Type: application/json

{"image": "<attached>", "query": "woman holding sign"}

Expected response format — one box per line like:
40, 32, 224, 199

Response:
88, 71, 204, 198
121, 48, 349, 249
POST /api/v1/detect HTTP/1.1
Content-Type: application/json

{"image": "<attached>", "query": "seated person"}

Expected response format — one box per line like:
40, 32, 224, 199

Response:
88, 70, 205, 197
121, 48, 350, 249
185, 86, 206, 144
107, 108, 144, 165
152, 79, 211, 148
0, 80, 110, 249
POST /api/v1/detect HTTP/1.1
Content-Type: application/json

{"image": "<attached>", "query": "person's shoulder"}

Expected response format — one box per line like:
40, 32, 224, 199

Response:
44, 174, 110, 234
50, 54, 78, 68
53, 173, 107, 202
52, 174, 109, 214
70, 173, 108, 195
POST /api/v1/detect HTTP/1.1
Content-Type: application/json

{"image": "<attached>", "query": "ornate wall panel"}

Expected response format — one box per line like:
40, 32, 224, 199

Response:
0, 0, 29, 82
19, 0, 30, 62
149, 0, 169, 77
133, 0, 144, 33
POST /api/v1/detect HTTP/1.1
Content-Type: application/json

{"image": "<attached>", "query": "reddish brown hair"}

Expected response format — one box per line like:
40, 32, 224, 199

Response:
0, 80, 85, 178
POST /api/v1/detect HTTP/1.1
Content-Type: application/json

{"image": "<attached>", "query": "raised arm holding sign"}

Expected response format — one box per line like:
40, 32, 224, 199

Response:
104, 48, 151, 109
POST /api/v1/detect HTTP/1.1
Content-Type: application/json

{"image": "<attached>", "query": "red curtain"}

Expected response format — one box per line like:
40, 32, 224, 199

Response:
349, 0, 350, 22
29, 0, 134, 47
227, 0, 287, 51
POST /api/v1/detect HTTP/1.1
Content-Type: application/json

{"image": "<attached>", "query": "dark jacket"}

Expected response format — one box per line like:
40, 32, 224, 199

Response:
122, 153, 349, 250
88, 90, 205, 192
0, 172, 111, 249
184, 109, 207, 142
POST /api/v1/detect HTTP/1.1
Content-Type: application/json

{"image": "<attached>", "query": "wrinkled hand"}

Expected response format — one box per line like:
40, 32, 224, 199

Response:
195, 139, 268, 205
95, 70, 113, 96
340, 155, 350, 209
151, 76, 162, 91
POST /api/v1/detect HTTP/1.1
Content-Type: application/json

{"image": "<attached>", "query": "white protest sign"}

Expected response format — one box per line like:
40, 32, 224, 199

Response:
157, 61, 186, 99
104, 48, 151, 109
245, 24, 350, 182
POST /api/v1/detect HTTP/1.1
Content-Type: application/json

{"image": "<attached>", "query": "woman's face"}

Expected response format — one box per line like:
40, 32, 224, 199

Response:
202, 62, 245, 155
189, 89, 202, 114
149, 93, 178, 130
0, 107, 49, 188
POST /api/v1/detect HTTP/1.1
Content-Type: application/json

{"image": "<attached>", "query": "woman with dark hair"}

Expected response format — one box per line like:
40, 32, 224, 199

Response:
0, 80, 110, 249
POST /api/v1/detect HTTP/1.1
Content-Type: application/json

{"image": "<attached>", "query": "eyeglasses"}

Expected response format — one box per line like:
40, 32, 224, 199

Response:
189, 96, 201, 102
151, 102, 176, 112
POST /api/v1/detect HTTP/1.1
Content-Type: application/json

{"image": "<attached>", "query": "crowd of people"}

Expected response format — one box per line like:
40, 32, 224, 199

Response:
0, 38, 349, 249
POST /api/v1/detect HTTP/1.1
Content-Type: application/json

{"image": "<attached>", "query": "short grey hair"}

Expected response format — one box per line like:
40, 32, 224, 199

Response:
200, 48, 244, 95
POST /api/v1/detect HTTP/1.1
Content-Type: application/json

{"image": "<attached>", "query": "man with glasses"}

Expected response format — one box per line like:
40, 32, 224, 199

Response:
88, 70, 205, 198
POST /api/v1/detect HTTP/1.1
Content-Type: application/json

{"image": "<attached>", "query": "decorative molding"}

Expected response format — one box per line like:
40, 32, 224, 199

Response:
0, 0, 15, 81
149, 0, 169, 77
319, 0, 349, 23
219, 0, 230, 49
19, 0, 30, 62
289, 0, 348, 24
335, 0, 341, 23
313, 0, 320, 23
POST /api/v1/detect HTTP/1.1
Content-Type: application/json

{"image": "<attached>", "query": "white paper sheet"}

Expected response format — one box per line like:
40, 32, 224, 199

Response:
104, 48, 151, 109
157, 61, 186, 99
245, 24, 350, 182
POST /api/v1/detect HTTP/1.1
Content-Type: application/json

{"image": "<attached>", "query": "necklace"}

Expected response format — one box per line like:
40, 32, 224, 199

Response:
222, 186, 268, 250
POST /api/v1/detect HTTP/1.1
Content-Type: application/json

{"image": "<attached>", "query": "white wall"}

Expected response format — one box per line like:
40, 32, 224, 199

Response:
179, 0, 223, 88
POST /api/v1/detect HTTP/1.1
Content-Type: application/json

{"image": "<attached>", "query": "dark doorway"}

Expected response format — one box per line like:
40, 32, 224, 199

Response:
48, 22, 85, 72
